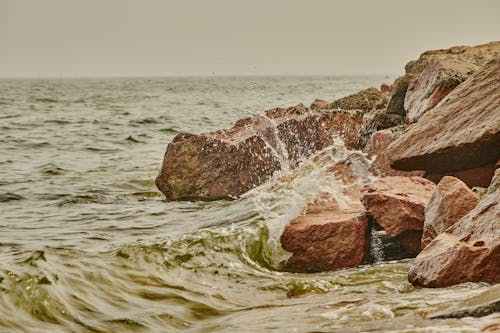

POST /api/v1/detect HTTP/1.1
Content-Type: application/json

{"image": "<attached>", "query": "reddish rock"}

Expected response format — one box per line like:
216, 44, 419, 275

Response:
280, 160, 369, 272
363, 130, 424, 178
387, 59, 500, 185
380, 83, 394, 93
361, 176, 436, 253
327, 87, 389, 112
426, 163, 497, 189
156, 105, 366, 200
408, 182, 500, 287
310, 99, 330, 110
422, 176, 480, 249
404, 58, 479, 123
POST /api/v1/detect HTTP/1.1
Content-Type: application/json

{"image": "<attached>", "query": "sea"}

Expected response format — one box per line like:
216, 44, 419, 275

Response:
0, 76, 496, 332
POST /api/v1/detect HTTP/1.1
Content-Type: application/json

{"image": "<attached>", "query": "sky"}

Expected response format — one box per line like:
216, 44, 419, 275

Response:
1, 0, 499, 77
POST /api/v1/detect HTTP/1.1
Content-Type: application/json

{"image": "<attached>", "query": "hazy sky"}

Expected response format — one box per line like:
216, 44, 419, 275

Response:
1, 0, 499, 77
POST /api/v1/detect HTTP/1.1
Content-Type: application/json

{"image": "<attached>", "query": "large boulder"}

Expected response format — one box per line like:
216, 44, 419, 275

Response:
408, 173, 500, 287
404, 58, 479, 123
386, 59, 500, 187
156, 105, 365, 200
422, 176, 480, 249
361, 176, 436, 254
280, 162, 369, 272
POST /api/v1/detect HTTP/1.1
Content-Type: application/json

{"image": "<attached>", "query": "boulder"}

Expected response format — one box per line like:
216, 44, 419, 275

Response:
385, 75, 414, 117
327, 87, 389, 113
280, 162, 369, 272
426, 163, 497, 189
361, 176, 436, 254
422, 176, 480, 249
387, 59, 500, 186
363, 129, 424, 177
310, 99, 330, 110
408, 175, 500, 287
156, 104, 365, 200
404, 58, 479, 123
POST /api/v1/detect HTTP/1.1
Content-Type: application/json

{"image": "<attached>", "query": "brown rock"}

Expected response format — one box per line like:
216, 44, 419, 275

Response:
408, 180, 500, 287
387, 59, 500, 184
426, 163, 497, 189
361, 176, 436, 253
404, 58, 479, 123
310, 99, 330, 110
156, 104, 366, 200
363, 130, 424, 177
422, 176, 480, 249
280, 159, 369, 272
386, 75, 414, 117
380, 83, 394, 93
327, 87, 389, 113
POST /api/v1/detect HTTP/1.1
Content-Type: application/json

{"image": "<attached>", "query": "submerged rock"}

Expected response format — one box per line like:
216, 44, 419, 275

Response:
387, 59, 500, 186
156, 104, 365, 200
408, 173, 500, 287
361, 176, 436, 254
428, 284, 500, 319
422, 176, 479, 249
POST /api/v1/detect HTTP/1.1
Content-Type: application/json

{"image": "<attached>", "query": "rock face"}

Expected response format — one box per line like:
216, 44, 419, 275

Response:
156, 104, 365, 200
422, 176, 480, 249
387, 59, 500, 186
280, 162, 369, 272
361, 176, 436, 254
408, 175, 500, 287
363, 129, 424, 178
404, 58, 479, 123
385, 75, 414, 117
327, 87, 389, 112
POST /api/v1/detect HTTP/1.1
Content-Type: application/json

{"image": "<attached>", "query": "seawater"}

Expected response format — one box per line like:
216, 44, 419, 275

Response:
0, 77, 495, 332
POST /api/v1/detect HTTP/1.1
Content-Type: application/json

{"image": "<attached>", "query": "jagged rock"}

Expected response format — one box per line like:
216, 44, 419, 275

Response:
327, 87, 389, 113
363, 130, 424, 177
422, 176, 480, 249
156, 104, 366, 200
361, 176, 436, 254
387, 59, 500, 187
368, 111, 405, 131
408, 174, 500, 287
429, 284, 500, 319
385, 75, 414, 117
280, 162, 369, 272
404, 58, 479, 123
426, 163, 497, 189
310, 99, 330, 110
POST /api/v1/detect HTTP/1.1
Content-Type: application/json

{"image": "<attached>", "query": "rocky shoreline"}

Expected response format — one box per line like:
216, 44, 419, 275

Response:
156, 42, 499, 326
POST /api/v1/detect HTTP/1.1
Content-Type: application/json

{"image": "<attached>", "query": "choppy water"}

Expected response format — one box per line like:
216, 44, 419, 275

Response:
0, 76, 497, 332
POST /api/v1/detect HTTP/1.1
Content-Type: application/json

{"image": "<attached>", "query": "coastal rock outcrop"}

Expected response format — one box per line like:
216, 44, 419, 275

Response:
408, 172, 500, 287
422, 176, 479, 249
361, 176, 436, 254
386, 59, 500, 187
156, 104, 365, 200
326, 87, 389, 112
280, 162, 369, 272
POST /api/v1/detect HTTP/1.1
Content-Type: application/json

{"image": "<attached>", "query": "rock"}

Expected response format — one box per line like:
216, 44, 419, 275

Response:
426, 163, 497, 189
482, 319, 500, 333
280, 160, 369, 272
361, 176, 436, 254
368, 111, 405, 130
385, 75, 414, 117
363, 130, 424, 178
387, 59, 500, 186
408, 178, 500, 287
327, 87, 389, 113
404, 58, 479, 123
428, 284, 500, 319
487, 168, 500, 195
380, 83, 394, 93
310, 99, 330, 110
156, 104, 365, 200
422, 176, 480, 249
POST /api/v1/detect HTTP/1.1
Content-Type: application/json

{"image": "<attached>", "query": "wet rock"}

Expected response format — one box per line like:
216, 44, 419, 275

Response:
387, 59, 500, 186
404, 58, 479, 123
156, 104, 366, 200
327, 87, 389, 113
422, 176, 480, 249
310, 99, 330, 110
280, 161, 369, 272
363, 129, 424, 178
361, 176, 436, 254
408, 175, 500, 287
429, 284, 500, 319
